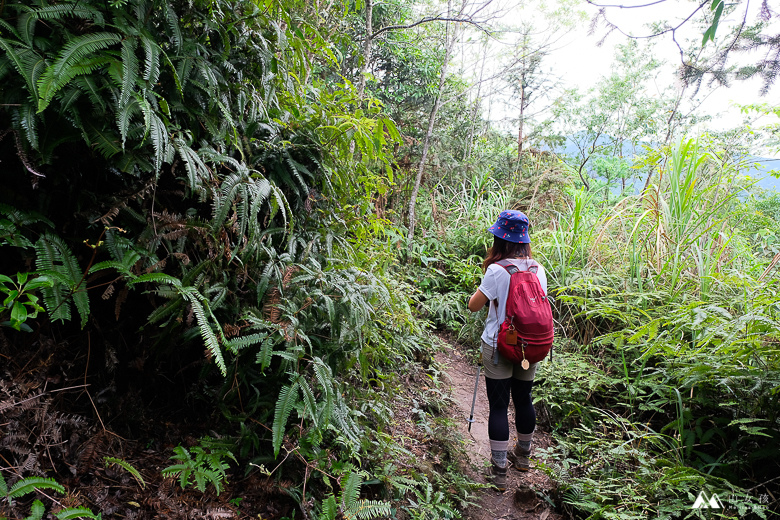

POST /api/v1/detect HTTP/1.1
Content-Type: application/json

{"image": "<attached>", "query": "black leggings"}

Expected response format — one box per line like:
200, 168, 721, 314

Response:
485, 377, 535, 441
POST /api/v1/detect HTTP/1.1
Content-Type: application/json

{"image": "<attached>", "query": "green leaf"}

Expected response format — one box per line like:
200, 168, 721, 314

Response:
272, 380, 300, 457
24, 499, 45, 520
9, 476, 65, 498
11, 300, 28, 325
54, 507, 101, 519
37, 32, 122, 112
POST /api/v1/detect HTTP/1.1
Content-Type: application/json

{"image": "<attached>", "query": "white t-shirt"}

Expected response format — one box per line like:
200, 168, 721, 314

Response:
478, 258, 548, 347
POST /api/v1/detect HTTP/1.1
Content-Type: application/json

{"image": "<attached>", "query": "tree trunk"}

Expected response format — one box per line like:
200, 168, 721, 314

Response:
407, 0, 461, 243
463, 39, 488, 162
357, 0, 372, 99
517, 81, 526, 160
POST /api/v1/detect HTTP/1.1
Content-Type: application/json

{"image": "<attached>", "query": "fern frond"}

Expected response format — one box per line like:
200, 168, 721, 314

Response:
346, 500, 392, 520
17, 12, 35, 47
104, 456, 146, 488
8, 476, 65, 498
0, 16, 19, 38
163, 3, 183, 52
181, 287, 226, 376
120, 37, 139, 108
339, 472, 362, 512
256, 336, 275, 370
173, 137, 210, 188
320, 495, 338, 520
141, 35, 161, 84
85, 120, 122, 158
19, 101, 40, 150
223, 332, 265, 352
37, 32, 122, 112
312, 359, 334, 426
0, 38, 43, 97
272, 380, 300, 457
74, 76, 107, 113
299, 378, 318, 429
28, 499, 45, 520
129, 272, 182, 287
54, 507, 101, 519
34, 233, 88, 326
31, 4, 105, 25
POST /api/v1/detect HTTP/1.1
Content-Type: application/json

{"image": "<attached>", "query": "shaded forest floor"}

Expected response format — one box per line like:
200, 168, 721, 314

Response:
0, 328, 563, 519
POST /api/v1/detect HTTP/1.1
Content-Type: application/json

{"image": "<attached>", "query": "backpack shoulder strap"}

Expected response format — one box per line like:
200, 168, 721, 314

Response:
495, 259, 519, 274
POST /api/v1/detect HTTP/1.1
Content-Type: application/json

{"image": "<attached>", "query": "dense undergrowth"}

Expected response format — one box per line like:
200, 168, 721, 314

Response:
0, 0, 480, 518
410, 140, 780, 519
1, 0, 779, 519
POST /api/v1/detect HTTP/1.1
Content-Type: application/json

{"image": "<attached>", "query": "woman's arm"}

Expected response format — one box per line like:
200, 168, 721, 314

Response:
468, 289, 489, 312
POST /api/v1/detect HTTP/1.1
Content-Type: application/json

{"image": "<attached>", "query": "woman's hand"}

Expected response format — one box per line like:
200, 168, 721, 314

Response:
468, 289, 489, 312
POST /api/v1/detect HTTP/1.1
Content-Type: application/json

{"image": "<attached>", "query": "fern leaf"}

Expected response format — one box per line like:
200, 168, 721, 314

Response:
34, 233, 87, 326
320, 495, 338, 520
37, 32, 122, 112
0, 16, 19, 38
8, 476, 65, 498
26, 499, 45, 520
0, 471, 7, 495
181, 288, 226, 376
0, 38, 42, 97
339, 472, 362, 512
54, 507, 100, 519
272, 380, 300, 457
115, 96, 139, 147
17, 12, 36, 47
299, 378, 318, 429
20, 101, 39, 150
141, 34, 161, 83
104, 456, 145, 488
256, 337, 275, 370
74, 76, 107, 113
348, 500, 392, 520
224, 332, 265, 352
85, 120, 122, 158
313, 359, 334, 427
129, 272, 181, 287
146, 109, 168, 174
173, 137, 210, 188
120, 37, 139, 108
31, 4, 105, 25
163, 3, 183, 52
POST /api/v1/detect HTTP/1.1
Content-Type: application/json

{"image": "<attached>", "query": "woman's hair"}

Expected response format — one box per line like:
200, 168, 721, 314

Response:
483, 236, 532, 271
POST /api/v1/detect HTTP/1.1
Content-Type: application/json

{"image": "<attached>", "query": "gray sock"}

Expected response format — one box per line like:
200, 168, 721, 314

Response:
491, 450, 508, 468
517, 431, 533, 452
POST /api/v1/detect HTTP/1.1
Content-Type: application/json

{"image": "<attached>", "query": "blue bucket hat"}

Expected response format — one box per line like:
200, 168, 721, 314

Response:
488, 210, 530, 243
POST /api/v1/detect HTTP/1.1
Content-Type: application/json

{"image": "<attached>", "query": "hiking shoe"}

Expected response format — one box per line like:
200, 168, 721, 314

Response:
488, 459, 508, 491
508, 444, 531, 472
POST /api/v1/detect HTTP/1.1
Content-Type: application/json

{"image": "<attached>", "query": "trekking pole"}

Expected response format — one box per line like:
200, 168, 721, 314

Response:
467, 365, 480, 432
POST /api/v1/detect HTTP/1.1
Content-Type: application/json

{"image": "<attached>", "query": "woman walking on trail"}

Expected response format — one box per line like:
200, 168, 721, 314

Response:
468, 210, 548, 492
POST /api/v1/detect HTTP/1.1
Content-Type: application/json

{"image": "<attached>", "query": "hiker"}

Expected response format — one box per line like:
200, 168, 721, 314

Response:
467, 209, 548, 491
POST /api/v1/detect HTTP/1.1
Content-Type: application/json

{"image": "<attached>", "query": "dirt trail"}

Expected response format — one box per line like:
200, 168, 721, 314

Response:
435, 341, 561, 520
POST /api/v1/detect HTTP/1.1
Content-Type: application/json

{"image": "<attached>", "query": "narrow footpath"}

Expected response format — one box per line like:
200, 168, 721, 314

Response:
435, 341, 562, 520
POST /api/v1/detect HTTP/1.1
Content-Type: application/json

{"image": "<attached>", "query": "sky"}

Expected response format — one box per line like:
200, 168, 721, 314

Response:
459, 0, 780, 153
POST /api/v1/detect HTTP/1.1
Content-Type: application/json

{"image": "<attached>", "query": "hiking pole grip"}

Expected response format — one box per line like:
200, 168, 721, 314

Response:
467, 365, 480, 432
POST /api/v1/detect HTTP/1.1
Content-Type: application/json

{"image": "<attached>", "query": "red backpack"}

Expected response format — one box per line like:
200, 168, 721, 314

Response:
493, 259, 554, 367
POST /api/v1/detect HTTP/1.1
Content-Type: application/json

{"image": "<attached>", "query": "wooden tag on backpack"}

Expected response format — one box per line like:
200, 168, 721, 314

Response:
506, 328, 517, 345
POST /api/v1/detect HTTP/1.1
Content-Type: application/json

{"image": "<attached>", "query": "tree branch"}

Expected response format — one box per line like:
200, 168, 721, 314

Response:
369, 16, 491, 40
584, 0, 670, 8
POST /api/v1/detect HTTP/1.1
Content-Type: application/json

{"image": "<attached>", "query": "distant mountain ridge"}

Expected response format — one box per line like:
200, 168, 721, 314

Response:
554, 135, 780, 193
